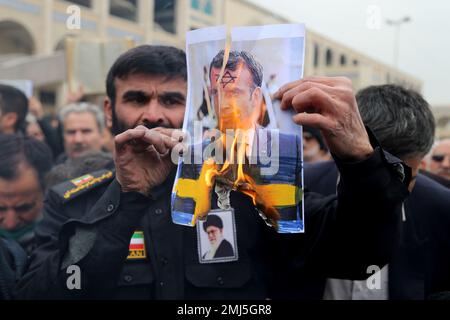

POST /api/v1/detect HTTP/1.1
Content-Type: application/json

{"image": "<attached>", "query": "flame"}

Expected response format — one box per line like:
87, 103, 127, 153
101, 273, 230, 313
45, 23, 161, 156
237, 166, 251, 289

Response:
201, 60, 282, 227
175, 51, 299, 229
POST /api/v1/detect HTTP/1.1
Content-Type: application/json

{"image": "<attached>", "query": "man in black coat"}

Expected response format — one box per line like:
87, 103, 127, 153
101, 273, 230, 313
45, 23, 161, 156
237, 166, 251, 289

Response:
303, 85, 450, 300
0, 134, 53, 255
16, 46, 409, 300
0, 237, 26, 300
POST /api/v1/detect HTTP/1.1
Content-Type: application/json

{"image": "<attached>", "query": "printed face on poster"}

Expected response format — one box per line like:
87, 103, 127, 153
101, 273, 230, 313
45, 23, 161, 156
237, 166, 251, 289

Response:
172, 24, 306, 234
184, 24, 305, 138
197, 209, 238, 263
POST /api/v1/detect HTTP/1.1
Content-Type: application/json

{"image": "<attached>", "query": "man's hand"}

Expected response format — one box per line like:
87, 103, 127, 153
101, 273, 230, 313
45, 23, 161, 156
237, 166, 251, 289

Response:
29, 97, 44, 119
274, 76, 374, 162
66, 85, 85, 104
114, 126, 183, 196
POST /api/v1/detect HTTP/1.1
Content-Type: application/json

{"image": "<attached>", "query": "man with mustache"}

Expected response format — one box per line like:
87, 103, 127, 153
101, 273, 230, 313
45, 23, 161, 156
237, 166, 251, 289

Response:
16, 45, 410, 299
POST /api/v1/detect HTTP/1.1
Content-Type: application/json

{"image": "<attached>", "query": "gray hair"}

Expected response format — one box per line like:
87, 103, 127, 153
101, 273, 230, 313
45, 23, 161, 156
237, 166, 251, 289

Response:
356, 84, 435, 160
59, 102, 105, 132
26, 113, 38, 124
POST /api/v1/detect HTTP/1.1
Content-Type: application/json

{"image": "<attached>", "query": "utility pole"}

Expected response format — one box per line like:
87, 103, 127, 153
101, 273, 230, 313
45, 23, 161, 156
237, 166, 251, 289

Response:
386, 16, 411, 69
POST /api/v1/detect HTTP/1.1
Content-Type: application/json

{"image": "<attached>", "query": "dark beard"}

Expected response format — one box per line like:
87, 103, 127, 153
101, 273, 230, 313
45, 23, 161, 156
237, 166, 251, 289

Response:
111, 105, 127, 136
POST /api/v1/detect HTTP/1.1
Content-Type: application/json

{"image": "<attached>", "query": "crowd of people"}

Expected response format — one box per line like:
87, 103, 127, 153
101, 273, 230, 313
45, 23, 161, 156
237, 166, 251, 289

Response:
0, 44, 449, 300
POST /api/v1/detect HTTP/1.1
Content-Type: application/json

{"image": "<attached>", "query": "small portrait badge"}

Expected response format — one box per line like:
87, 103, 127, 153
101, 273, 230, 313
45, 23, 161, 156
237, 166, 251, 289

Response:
127, 231, 147, 260
197, 209, 238, 264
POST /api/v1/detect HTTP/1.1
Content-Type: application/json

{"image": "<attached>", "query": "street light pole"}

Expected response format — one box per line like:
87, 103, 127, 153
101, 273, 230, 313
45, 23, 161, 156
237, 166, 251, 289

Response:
386, 16, 411, 69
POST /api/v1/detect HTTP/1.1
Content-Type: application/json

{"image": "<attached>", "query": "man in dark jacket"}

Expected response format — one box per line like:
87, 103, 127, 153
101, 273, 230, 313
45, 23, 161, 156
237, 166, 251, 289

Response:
0, 134, 53, 254
0, 236, 26, 300
304, 84, 450, 299
16, 46, 409, 300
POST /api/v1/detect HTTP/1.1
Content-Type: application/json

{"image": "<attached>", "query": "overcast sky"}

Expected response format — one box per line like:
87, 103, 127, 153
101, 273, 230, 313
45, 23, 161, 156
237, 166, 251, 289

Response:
248, 0, 450, 106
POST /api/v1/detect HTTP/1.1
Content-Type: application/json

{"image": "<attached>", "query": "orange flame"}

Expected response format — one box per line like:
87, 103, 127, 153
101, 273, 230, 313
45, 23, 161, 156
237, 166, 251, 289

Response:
177, 52, 299, 229
199, 60, 281, 227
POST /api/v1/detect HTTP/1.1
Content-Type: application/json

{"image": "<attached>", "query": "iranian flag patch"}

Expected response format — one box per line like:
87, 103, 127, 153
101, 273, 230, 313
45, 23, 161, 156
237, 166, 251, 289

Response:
127, 231, 147, 259
70, 174, 94, 186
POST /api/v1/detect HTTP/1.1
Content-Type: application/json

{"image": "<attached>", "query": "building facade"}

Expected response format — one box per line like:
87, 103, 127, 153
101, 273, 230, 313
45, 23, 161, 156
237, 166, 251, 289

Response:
0, 0, 423, 109
432, 105, 450, 139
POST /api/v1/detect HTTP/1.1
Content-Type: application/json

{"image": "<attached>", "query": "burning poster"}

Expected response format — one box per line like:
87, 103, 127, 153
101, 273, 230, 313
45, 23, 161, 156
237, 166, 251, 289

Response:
171, 24, 305, 233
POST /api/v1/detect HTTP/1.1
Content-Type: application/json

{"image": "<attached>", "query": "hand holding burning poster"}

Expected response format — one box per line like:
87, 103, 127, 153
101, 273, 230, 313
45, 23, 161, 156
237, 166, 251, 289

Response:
172, 24, 305, 233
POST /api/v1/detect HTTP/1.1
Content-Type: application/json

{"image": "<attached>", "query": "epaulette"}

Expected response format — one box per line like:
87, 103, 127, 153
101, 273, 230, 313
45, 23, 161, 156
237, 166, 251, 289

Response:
51, 169, 115, 203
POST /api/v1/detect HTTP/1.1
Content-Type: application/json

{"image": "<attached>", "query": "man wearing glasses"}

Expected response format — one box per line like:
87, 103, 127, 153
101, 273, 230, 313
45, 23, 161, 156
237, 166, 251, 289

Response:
429, 139, 450, 181
0, 134, 53, 254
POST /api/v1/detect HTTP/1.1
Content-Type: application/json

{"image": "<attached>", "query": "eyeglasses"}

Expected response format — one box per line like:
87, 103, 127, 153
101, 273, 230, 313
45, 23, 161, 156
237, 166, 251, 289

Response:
431, 154, 450, 163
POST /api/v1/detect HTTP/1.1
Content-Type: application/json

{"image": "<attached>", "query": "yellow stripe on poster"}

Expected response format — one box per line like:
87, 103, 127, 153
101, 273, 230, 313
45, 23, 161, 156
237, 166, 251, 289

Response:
175, 178, 300, 209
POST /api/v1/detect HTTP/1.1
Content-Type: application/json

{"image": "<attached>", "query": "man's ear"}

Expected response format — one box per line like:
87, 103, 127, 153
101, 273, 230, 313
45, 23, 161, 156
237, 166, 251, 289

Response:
252, 87, 264, 109
104, 97, 113, 130
420, 158, 429, 170
0, 112, 18, 133
251, 87, 264, 123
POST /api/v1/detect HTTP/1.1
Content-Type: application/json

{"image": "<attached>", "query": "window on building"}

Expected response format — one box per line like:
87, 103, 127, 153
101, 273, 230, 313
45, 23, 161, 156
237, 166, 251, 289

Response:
154, 0, 177, 34
340, 54, 347, 66
65, 0, 91, 7
191, 0, 213, 16
0, 21, 35, 55
39, 90, 57, 107
353, 59, 359, 66
204, 0, 213, 15
110, 0, 138, 22
325, 48, 333, 66
313, 44, 320, 67
191, 0, 200, 10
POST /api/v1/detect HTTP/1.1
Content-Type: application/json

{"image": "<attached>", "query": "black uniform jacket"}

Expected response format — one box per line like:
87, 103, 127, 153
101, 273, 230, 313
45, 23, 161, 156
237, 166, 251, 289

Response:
16, 144, 410, 300
0, 237, 27, 300
301, 160, 450, 300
